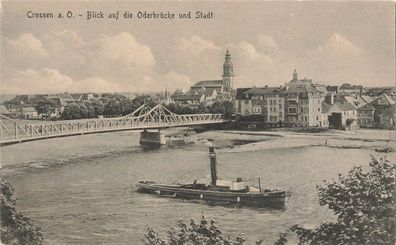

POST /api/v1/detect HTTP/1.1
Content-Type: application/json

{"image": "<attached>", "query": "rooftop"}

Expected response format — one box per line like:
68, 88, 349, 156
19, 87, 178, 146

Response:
191, 80, 223, 88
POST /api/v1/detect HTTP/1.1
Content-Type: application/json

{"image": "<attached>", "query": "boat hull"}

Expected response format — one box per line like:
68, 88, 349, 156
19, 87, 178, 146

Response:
136, 182, 286, 207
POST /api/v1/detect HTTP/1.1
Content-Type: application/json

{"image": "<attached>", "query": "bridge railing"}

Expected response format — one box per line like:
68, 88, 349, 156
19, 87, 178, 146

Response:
0, 108, 223, 143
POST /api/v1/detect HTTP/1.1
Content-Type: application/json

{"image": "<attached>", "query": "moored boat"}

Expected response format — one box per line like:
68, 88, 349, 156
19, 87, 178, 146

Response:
136, 147, 287, 207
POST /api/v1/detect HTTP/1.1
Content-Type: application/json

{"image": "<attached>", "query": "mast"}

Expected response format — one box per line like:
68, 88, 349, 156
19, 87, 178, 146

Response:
209, 147, 217, 187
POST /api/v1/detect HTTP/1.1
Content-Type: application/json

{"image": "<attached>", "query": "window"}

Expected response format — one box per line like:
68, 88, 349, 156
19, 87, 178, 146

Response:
270, 107, 272, 112
318, 108, 320, 112
301, 108, 304, 113
316, 116, 319, 120
274, 100, 277, 105
274, 107, 277, 112
279, 104, 282, 109
270, 116, 273, 121
274, 116, 277, 121
288, 108, 297, 113
305, 117, 308, 122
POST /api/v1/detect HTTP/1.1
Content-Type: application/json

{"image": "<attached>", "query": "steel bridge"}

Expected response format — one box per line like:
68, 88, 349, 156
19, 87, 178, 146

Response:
0, 104, 225, 146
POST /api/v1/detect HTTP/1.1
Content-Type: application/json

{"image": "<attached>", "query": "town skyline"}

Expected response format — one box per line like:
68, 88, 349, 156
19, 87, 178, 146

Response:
1, 1, 395, 94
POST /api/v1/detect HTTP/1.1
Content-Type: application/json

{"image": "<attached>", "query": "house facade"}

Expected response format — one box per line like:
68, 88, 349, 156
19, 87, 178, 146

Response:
327, 101, 357, 130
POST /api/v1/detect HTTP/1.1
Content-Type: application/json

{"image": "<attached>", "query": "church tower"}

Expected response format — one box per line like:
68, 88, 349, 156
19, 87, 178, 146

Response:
222, 49, 234, 94
293, 69, 298, 81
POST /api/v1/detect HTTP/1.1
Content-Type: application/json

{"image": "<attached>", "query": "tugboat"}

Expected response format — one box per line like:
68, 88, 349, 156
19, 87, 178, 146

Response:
136, 147, 286, 207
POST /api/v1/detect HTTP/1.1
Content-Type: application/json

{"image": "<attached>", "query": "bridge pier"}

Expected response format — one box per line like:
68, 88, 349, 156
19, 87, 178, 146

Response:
139, 129, 166, 149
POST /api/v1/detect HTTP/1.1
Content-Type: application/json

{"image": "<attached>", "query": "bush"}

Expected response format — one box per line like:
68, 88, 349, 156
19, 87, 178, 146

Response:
1, 178, 43, 244
145, 216, 247, 245
278, 157, 395, 244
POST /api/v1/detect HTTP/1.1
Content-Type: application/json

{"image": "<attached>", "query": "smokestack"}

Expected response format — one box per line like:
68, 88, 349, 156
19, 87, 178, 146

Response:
209, 147, 217, 187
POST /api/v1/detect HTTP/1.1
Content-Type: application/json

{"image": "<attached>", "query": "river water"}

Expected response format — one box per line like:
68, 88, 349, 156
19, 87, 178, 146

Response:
0, 130, 383, 244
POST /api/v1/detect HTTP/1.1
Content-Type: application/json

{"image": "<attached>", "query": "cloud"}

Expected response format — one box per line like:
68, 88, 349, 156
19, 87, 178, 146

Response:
169, 36, 223, 80
176, 35, 222, 58
160, 72, 192, 90
255, 34, 279, 52
2, 68, 73, 94
298, 33, 364, 82
312, 33, 361, 58
1, 68, 124, 94
88, 32, 156, 84
73, 77, 121, 93
4, 33, 48, 67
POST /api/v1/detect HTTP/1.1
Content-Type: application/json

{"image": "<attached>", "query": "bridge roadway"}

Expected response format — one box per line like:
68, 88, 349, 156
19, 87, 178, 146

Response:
0, 104, 226, 146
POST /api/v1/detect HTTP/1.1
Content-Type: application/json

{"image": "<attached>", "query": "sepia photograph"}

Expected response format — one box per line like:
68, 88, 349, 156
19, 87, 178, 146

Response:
0, 1, 395, 244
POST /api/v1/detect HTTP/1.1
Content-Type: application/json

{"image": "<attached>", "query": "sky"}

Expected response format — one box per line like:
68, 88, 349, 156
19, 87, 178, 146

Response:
1, 1, 395, 94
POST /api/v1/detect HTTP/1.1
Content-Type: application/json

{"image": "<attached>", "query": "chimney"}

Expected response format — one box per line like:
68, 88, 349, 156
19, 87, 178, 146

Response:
209, 147, 217, 187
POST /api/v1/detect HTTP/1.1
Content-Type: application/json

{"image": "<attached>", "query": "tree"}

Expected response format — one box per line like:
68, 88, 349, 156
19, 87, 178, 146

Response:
90, 99, 105, 116
281, 157, 395, 244
61, 103, 88, 120
35, 98, 56, 116
208, 101, 234, 119
1, 178, 43, 244
145, 216, 247, 245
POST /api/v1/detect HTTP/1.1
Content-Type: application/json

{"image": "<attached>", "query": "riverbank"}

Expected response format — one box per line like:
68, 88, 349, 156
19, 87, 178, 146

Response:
181, 128, 395, 154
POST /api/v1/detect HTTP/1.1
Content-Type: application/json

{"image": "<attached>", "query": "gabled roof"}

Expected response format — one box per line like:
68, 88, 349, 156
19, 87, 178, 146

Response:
171, 94, 202, 101
235, 88, 252, 100
191, 80, 223, 88
50, 97, 68, 106
361, 95, 376, 104
21, 107, 37, 113
370, 93, 396, 106
357, 103, 375, 111
321, 102, 331, 113
244, 87, 280, 95
332, 101, 356, 111
0, 105, 11, 114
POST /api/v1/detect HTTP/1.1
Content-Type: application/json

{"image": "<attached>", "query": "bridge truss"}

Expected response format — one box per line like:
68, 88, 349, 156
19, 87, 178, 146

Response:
0, 104, 224, 145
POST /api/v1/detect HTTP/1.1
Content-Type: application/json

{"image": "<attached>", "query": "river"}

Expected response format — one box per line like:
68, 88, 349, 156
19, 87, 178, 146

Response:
0, 130, 388, 244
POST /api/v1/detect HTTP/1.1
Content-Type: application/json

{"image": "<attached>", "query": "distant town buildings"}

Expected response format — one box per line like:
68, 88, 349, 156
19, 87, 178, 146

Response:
0, 48, 394, 130
170, 49, 234, 106
234, 70, 395, 130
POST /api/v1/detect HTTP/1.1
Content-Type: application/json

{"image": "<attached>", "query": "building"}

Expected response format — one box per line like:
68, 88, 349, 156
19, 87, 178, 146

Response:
234, 88, 253, 117
234, 70, 325, 127
283, 85, 323, 127
243, 86, 286, 126
339, 83, 363, 95
327, 101, 357, 130
0, 104, 13, 116
370, 94, 396, 128
190, 49, 234, 99
18, 107, 38, 119
357, 103, 375, 128
321, 102, 331, 127
287, 69, 313, 87
170, 94, 204, 106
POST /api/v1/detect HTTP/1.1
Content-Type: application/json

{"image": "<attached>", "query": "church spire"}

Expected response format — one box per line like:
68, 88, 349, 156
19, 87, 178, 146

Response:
223, 49, 233, 77
222, 49, 233, 94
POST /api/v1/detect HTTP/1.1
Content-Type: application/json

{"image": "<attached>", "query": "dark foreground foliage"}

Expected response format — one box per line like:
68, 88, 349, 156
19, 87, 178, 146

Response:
145, 216, 252, 245
1, 178, 43, 245
276, 156, 395, 244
